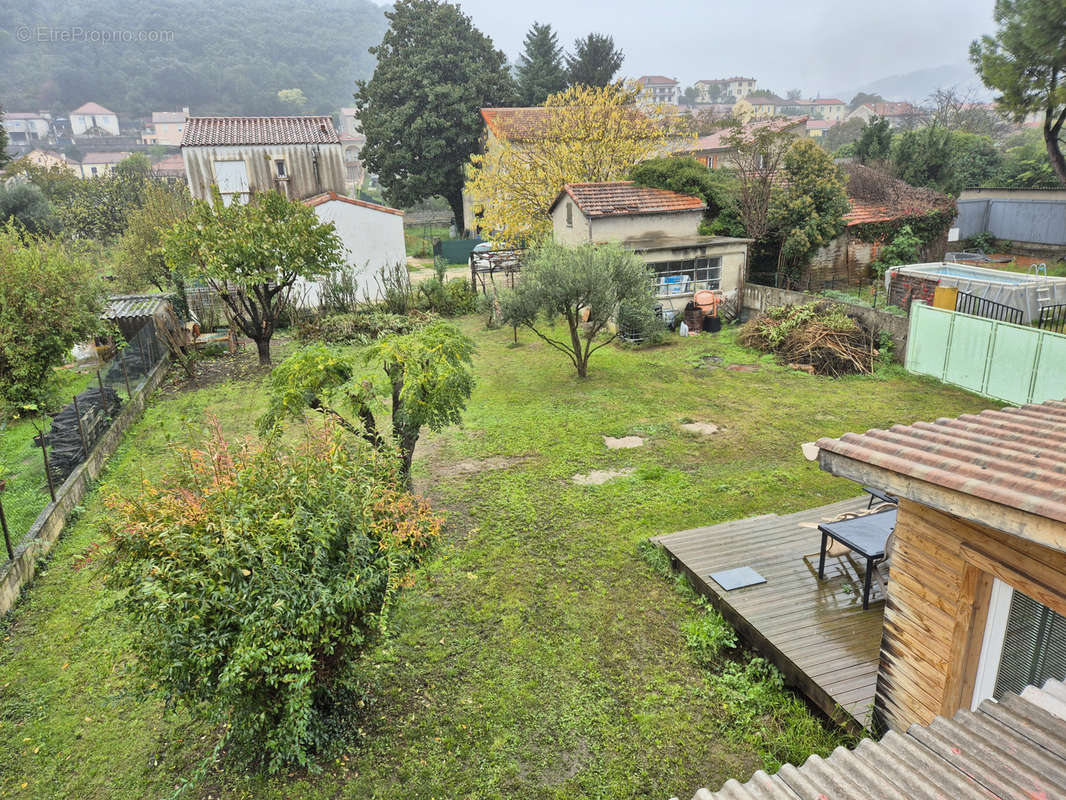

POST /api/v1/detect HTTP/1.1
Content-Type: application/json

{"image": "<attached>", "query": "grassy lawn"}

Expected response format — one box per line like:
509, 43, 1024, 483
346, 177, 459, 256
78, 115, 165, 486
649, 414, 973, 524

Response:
0, 370, 96, 543
0, 320, 989, 800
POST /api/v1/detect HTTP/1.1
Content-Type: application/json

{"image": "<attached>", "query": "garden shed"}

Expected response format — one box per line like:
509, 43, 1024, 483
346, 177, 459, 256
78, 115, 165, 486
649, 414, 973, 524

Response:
814, 399, 1066, 733
102, 294, 172, 344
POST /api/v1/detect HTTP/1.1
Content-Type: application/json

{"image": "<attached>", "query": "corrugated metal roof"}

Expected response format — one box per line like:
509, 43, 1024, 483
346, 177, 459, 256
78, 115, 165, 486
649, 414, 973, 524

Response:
815, 400, 1066, 524
102, 294, 169, 320
181, 116, 339, 146
691, 678, 1066, 800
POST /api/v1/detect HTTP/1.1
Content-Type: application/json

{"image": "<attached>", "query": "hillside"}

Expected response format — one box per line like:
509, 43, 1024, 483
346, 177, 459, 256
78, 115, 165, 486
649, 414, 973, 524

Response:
0, 0, 388, 116
841, 62, 993, 105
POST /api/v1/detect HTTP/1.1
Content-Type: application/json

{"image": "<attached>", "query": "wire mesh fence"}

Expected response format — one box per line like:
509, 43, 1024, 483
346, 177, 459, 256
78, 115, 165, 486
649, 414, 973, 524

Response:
0, 321, 166, 562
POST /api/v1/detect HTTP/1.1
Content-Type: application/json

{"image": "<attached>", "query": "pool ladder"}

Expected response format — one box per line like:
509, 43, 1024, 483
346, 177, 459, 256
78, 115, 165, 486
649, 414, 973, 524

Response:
1031, 263, 1052, 308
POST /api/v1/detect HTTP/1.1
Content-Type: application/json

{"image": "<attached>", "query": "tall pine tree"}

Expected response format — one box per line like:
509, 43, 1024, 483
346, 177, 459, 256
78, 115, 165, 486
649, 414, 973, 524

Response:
566, 33, 624, 88
515, 22, 568, 106
0, 105, 10, 170
971, 0, 1066, 186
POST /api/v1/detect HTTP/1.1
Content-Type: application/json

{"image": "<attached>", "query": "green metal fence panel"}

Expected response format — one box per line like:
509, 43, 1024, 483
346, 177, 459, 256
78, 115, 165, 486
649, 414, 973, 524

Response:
434, 238, 483, 264
986, 324, 1041, 405
907, 304, 954, 378
1032, 333, 1066, 404
944, 314, 993, 390
906, 303, 1066, 405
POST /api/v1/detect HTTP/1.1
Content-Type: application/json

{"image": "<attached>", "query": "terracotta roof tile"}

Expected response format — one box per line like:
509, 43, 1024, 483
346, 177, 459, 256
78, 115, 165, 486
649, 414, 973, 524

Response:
303, 191, 403, 216
81, 151, 131, 164
816, 400, 1066, 524
553, 181, 705, 218
181, 116, 339, 146
636, 75, 678, 86
71, 102, 115, 115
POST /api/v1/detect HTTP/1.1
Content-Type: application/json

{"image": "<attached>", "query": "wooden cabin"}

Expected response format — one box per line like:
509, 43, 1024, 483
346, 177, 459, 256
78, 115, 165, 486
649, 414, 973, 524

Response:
814, 400, 1066, 733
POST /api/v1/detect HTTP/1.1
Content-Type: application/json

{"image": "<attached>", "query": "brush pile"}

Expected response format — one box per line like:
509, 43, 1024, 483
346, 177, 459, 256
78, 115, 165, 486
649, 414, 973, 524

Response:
739, 301, 876, 376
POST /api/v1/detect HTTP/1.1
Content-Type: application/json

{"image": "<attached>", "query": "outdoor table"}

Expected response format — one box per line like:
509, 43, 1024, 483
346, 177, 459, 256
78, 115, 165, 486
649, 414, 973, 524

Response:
817, 508, 897, 610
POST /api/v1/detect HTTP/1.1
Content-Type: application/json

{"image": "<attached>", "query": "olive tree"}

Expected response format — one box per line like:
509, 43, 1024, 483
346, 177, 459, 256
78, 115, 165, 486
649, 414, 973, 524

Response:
164, 189, 344, 364
500, 241, 652, 378
259, 321, 475, 485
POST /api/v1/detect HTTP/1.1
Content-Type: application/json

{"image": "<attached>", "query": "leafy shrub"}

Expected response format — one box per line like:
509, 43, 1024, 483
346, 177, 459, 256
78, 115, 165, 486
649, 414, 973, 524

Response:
0, 223, 103, 410
319, 269, 366, 314
103, 421, 443, 771
377, 261, 414, 315
683, 599, 738, 667
871, 224, 923, 278
416, 276, 479, 316
965, 231, 997, 253
296, 310, 422, 345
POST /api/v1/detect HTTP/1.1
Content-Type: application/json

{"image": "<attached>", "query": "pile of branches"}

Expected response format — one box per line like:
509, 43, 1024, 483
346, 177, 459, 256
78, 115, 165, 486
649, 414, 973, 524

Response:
739, 301, 876, 376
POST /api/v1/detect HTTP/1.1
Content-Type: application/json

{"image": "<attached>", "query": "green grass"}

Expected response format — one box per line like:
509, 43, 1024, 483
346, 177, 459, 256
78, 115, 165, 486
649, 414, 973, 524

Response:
0, 322, 989, 799
0, 370, 96, 542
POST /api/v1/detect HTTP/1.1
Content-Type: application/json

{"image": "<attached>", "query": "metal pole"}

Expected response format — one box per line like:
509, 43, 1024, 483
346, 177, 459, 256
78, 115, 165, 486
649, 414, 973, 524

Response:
0, 486, 13, 561
96, 370, 105, 399
39, 430, 56, 502
72, 395, 89, 456
119, 352, 133, 399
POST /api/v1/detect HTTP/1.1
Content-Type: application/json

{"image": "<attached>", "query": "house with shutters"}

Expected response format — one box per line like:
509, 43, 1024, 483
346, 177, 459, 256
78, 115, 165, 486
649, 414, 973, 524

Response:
143, 108, 190, 147
180, 116, 345, 206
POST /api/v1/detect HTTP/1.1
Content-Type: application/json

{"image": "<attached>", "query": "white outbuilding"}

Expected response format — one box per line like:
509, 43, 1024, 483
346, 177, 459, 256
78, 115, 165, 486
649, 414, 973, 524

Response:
297, 192, 406, 306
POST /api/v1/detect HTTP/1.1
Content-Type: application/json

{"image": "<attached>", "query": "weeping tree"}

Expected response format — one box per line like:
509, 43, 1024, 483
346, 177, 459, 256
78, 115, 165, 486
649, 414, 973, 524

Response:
500, 240, 652, 378
259, 322, 475, 485
164, 189, 344, 364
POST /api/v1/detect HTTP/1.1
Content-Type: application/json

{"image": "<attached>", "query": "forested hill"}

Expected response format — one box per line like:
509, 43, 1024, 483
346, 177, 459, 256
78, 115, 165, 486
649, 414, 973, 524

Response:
0, 0, 388, 116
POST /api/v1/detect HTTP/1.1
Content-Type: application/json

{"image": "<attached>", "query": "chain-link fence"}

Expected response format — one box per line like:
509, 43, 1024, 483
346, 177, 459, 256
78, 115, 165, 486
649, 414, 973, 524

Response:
0, 321, 166, 562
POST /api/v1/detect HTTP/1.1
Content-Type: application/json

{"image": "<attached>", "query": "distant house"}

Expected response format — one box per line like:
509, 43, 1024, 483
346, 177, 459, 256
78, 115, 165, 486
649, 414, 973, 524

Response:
151, 153, 187, 180
548, 181, 750, 308
694, 77, 757, 102
298, 192, 405, 304
180, 116, 345, 205
634, 75, 680, 106
681, 117, 807, 168
18, 148, 76, 172
804, 119, 837, 138
790, 98, 846, 122
79, 151, 131, 178
744, 94, 788, 117
70, 103, 120, 137
846, 101, 921, 128
337, 107, 366, 191
143, 108, 189, 146
3, 112, 51, 143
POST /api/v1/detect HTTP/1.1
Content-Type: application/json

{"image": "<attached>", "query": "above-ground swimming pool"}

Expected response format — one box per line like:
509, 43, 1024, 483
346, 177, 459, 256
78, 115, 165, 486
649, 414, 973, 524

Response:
887, 262, 1066, 324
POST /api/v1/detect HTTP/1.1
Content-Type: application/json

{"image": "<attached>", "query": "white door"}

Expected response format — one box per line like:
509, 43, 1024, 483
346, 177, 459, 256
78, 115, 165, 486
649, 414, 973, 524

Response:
213, 160, 249, 205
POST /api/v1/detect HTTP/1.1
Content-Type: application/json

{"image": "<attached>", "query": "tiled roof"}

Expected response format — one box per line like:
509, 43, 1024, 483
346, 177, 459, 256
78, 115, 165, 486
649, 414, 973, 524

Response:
5, 112, 48, 120
693, 678, 1066, 800
151, 154, 186, 174
636, 75, 678, 86
81, 151, 131, 164
841, 162, 954, 225
551, 181, 705, 218
868, 101, 915, 116
794, 98, 845, 106
72, 102, 115, 115
815, 400, 1066, 524
181, 116, 339, 146
684, 117, 808, 154
304, 191, 403, 217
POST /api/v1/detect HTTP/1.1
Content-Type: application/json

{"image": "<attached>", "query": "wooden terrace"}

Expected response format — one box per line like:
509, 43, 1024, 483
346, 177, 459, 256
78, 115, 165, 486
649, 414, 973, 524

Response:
653, 496, 884, 733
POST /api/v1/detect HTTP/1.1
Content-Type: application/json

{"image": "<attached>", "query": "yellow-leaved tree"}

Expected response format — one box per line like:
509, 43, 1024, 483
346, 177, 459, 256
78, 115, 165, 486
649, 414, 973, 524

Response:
465, 83, 688, 244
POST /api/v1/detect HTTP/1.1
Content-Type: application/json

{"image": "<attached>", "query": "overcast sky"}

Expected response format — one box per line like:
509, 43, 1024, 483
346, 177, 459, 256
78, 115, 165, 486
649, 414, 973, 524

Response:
446, 0, 996, 100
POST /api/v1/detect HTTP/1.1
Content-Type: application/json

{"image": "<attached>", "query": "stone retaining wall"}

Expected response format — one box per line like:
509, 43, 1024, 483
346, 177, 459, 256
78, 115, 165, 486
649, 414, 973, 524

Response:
0, 356, 170, 615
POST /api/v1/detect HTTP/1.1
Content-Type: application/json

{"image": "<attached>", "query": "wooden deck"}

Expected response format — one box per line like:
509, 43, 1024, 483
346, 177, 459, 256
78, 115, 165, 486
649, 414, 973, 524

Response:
653, 496, 884, 733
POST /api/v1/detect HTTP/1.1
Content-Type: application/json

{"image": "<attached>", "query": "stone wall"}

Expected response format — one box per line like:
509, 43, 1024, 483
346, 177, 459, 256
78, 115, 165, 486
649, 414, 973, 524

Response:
741, 283, 910, 362
0, 356, 170, 615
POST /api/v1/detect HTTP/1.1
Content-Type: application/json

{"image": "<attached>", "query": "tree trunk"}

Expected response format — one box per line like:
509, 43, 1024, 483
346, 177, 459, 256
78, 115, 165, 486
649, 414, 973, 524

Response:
567, 316, 588, 378
254, 336, 272, 365
1045, 121, 1066, 187
448, 190, 466, 237
398, 430, 419, 490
